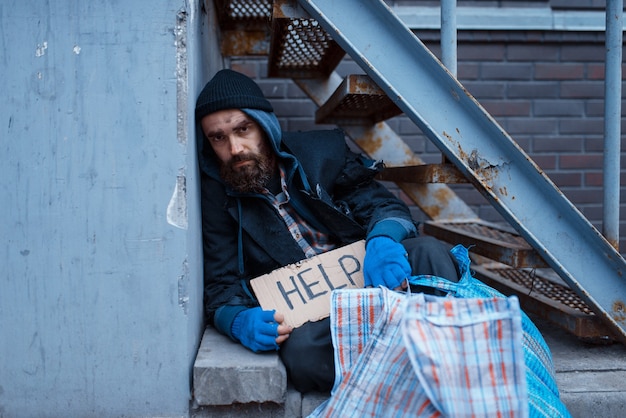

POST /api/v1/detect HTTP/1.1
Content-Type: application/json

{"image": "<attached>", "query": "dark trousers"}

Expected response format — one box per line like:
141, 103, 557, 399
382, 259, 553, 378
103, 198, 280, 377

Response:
279, 235, 460, 393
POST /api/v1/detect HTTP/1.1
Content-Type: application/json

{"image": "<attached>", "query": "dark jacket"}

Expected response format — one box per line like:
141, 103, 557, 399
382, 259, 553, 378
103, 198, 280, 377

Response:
199, 119, 415, 339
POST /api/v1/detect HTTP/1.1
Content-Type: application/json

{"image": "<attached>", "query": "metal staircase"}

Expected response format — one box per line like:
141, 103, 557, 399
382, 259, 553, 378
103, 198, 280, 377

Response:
213, 0, 626, 344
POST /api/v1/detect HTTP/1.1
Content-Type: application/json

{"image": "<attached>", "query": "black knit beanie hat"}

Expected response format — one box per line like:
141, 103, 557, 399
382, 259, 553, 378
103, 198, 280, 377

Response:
195, 69, 274, 121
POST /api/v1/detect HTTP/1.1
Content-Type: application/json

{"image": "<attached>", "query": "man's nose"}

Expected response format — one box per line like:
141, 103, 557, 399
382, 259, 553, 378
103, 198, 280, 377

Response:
229, 137, 245, 154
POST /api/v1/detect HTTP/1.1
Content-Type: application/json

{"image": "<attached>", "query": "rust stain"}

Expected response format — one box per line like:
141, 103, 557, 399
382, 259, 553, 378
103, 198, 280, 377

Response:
612, 300, 626, 323
422, 204, 442, 219
433, 187, 455, 202
354, 77, 369, 92
404, 147, 416, 161
454, 139, 469, 163
357, 129, 384, 156
221, 30, 269, 56
351, 75, 384, 95
420, 188, 456, 220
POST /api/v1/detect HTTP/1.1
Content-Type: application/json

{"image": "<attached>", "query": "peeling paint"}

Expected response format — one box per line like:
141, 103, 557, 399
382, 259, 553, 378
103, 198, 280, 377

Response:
467, 149, 483, 171
176, 9, 188, 146
73, 45, 81, 55
35, 41, 47, 57
167, 174, 187, 230
464, 148, 513, 192
444, 131, 510, 189
178, 258, 189, 315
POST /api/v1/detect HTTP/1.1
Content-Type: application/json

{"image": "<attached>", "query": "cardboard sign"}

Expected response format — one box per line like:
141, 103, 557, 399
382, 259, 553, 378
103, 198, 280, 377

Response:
250, 240, 366, 328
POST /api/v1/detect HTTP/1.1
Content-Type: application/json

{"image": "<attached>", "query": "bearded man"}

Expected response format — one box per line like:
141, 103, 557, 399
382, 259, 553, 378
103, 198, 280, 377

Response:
196, 69, 460, 393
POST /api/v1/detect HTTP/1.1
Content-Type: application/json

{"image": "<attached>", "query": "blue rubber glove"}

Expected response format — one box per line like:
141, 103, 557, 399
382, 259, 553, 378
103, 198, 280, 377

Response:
231, 307, 280, 353
364, 236, 412, 289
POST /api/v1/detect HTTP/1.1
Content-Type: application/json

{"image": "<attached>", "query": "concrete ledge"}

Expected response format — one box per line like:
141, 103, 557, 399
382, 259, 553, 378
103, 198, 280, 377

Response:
193, 327, 287, 406
190, 387, 328, 418
190, 401, 284, 418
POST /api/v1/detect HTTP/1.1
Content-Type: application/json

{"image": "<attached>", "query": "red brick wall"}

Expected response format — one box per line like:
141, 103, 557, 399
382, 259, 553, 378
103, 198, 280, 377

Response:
448, 32, 618, 241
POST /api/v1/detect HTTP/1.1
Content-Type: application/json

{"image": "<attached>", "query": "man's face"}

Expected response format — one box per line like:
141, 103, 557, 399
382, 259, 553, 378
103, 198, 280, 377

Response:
201, 109, 275, 193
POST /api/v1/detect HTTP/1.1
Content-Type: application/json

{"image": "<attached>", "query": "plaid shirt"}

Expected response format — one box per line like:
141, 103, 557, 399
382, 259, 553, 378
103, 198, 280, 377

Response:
263, 165, 336, 258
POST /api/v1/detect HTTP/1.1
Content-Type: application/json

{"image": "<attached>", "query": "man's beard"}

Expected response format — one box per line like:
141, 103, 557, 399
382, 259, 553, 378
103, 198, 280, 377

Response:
220, 143, 276, 193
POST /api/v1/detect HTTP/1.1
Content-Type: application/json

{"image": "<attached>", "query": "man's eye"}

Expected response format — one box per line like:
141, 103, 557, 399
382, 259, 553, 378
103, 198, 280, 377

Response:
209, 135, 224, 142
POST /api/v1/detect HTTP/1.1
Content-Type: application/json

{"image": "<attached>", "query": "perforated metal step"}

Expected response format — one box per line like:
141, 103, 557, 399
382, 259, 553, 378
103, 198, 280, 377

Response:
472, 264, 616, 342
315, 74, 402, 125
268, 0, 344, 78
424, 220, 548, 268
214, 0, 272, 26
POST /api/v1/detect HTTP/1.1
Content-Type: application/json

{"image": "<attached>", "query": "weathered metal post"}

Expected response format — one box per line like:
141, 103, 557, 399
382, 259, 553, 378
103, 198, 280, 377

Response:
603, 0, 623, 249
441, 0, 457, 77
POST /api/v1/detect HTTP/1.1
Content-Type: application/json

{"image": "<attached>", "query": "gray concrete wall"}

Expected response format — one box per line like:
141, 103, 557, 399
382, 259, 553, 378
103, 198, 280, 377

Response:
0, 0, 209, 416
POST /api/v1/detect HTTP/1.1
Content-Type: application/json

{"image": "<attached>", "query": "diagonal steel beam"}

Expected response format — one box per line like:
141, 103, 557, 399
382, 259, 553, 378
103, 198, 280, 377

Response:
298, 0, 626, 343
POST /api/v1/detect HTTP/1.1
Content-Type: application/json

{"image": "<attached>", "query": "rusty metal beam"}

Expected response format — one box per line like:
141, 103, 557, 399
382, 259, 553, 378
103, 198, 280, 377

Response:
376, 163, 468, 184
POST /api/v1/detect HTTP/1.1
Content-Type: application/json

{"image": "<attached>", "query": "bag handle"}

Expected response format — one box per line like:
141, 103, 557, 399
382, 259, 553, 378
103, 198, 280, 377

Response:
404, 244, 474, 296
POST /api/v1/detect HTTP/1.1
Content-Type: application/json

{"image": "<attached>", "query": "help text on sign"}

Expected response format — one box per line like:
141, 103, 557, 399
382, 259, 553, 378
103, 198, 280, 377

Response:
250, 240, 365, 328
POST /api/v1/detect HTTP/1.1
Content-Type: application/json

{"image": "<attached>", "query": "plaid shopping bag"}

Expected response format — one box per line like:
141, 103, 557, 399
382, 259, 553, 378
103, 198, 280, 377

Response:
311, 286, 440, 417
401, 294, 528, 417
408, 245, 571, 418
310, 287, 528, 417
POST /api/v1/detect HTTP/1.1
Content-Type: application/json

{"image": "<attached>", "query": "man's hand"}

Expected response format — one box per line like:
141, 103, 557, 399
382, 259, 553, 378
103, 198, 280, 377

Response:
231, 307, 292, 353
364, 236, 411, 290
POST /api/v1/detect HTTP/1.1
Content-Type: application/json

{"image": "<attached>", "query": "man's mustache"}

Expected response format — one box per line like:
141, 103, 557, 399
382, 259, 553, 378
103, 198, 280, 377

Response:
229, 153, 257, 165
229, 154, 257, 164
